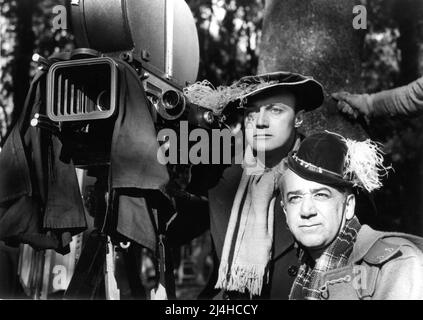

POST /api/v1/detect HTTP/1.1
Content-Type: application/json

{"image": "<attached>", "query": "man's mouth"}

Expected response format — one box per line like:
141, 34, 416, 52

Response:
253, 134, 273, 139
299, 224, 321, 230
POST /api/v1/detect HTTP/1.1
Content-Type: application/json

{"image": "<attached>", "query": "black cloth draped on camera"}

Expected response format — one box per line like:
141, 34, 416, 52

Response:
109, 60, 172, 252
0, 62, 87, 254
0, 54, 172, 255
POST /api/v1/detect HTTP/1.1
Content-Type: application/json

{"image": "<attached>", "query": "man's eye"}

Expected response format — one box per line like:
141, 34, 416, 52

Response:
288, 195, 301, 203
314, 193, 330, 200
269, 107, 284, 114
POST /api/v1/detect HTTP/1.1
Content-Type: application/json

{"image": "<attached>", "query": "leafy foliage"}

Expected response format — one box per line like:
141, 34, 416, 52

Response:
0, 0, 73, 143
187, 0, 264, 86
0, 0, 17, 139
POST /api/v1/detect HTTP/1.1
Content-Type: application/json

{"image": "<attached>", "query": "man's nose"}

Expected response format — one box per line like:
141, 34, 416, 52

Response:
256, 108, 269, 128
300, 195, 317, 218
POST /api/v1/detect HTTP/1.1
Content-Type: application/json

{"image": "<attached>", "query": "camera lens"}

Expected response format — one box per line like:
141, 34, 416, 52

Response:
162, 90, 183, 110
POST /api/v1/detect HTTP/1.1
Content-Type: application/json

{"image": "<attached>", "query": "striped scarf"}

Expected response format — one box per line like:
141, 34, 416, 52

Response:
214, 168, 277, 297
215, 139, 301, 297
289, 216, 361, 300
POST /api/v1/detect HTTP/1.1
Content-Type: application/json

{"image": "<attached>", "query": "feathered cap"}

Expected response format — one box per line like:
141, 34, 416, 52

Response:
183, 71, 324, 115
287, 131, 390, 192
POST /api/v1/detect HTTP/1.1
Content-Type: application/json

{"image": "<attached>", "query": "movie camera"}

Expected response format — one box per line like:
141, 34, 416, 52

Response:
32, 0, 223, 167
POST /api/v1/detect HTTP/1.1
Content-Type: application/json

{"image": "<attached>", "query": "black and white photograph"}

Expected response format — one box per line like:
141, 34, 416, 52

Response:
1, 0, 423, 307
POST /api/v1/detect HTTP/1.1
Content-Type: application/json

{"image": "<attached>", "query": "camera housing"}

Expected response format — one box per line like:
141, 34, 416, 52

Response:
43, 0, 212, 167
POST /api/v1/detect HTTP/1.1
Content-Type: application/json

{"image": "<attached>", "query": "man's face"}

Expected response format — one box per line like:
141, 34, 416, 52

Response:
281, 169, 355, 252
244, 90, 297, 153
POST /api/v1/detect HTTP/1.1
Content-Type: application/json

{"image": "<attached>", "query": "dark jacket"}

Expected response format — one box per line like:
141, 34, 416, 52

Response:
208, 164, 299, 300
167, 163, 299, 299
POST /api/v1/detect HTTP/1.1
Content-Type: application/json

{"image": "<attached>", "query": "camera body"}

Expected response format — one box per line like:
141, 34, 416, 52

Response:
44, 0, 216, 167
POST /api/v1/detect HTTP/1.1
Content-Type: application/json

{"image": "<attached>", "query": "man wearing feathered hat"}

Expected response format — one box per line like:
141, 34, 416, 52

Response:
278, 131, 423, 299
170, 71, 324, 299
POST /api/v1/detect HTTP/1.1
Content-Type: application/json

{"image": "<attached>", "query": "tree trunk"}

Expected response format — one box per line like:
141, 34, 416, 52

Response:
258, 0, 366, 139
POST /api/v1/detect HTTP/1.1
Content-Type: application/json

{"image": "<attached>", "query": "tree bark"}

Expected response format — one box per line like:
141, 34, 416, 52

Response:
258, 0, 367, 139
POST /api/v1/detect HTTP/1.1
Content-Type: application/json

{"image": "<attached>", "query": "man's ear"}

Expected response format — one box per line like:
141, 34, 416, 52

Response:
345, 193, 356, 220
294, 110, 305, 128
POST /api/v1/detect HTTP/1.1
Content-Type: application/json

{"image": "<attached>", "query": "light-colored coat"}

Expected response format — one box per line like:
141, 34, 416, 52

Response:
317, 225, 423, 300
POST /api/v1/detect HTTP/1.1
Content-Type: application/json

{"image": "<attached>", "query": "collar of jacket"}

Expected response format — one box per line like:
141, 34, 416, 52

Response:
316, 224, 423, 299
348, 224, 423, 265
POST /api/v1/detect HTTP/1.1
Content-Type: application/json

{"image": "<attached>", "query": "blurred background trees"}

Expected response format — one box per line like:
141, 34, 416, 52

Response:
362, 0, 423, 235
0, 0, 422, 234
0, 0, 74, 141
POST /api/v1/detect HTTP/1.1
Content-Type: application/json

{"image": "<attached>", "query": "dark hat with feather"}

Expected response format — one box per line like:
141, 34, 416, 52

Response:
184, 71, 324, 115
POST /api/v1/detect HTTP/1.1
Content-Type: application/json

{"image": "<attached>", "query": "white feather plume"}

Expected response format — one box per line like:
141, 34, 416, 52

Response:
342, 137, 391, 192
323, 130, 391, 192
183, 79, 279, 115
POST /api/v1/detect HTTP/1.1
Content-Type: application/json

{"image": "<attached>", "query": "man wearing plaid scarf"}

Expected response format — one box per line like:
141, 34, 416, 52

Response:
279, 131, 423, 300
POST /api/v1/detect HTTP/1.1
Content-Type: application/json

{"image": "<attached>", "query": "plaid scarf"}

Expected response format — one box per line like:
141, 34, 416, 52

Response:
289, 216, 361, 300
